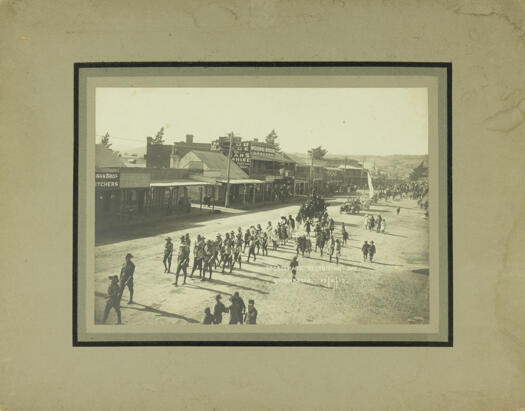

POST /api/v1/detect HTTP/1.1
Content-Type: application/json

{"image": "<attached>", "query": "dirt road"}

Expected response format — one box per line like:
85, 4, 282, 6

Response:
95, 197, 429, 326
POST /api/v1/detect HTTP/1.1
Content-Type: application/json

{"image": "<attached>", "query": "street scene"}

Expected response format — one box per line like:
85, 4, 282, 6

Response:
94, 87, 429, 327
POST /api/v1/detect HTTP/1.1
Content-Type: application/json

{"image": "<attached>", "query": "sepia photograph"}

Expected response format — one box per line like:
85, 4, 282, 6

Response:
75, 63, 451, 344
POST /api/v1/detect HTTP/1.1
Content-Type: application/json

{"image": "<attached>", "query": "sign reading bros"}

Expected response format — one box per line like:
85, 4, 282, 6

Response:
96, 168, 120, 188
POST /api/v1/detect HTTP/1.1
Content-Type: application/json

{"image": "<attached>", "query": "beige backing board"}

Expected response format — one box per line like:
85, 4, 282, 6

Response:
2, 1, 525, 410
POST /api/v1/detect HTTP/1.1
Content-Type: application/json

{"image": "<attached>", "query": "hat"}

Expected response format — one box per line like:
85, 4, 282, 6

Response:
165, 237, 172, 241
180, 236, 185, 241
108, 275, 118, 281
370, 241, 374, 244
248, 299, 255, 304
125, 253, 133, 259
216, 294, 222, 300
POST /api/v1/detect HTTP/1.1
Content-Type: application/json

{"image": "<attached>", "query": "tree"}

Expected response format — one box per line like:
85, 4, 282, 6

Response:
308, 146, 328, 160
100, 132, 111, 149
151, 127, 165, 145
265, 129, 280, 152
410, 161, 428, 181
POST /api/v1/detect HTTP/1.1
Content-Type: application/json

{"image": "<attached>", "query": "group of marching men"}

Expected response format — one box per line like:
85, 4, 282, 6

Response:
101, 194, 371, 324
162, 214, 304, 287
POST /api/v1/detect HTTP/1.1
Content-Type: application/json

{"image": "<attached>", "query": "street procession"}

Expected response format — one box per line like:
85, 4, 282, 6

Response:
94, 87, 430, 328
97, 172, 430, 326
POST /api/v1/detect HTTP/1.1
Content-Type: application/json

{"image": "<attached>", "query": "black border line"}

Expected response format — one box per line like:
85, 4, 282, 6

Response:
73, 61, 452, 347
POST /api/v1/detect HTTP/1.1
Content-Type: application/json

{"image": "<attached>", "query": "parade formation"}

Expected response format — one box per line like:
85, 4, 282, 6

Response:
99, 181, 430, 326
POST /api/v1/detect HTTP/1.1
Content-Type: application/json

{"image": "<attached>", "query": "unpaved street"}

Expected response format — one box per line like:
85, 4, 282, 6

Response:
95, 197, 429, 326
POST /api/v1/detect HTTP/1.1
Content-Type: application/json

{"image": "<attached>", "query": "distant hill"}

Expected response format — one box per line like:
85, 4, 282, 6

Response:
119, 145, 147, 157
286, 152, 428, 180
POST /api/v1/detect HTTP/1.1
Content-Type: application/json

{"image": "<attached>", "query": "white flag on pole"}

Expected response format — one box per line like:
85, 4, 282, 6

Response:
367, 171, 374, 199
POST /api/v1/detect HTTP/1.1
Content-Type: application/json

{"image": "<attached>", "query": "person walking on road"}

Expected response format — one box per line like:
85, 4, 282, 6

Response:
362, 241, 369, 262
163, 237, 173, 273
191, 235, 204, 278
174, 237, 190, 286
243, 229, 251, 253
376, 215, 382, 233
245, 299, 258, 324
202, 307, 214, 324
369, 241, 377, 262
329, 237, 335, 263
213, 294, 228, 324
103, 275, 122, 324
119, 253, 135, 304
229, 291, 246, 324
202, 240, 214, 281
247, 237, 257, 263
397, 206, 401, 215
290, 255, 299, 282
342, 223, 349, 246
335, 239, 341, 265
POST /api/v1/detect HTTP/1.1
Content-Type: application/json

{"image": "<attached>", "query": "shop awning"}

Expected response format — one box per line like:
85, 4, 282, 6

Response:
150, 179, 213, 187
216, 179, 265, 185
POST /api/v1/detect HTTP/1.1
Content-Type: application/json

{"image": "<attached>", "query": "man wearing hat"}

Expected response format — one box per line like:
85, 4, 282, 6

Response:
163, 237, 173, 273
368, 241, 377, 262
213, 294, 228, 324
174, 236, 190, 286
103, 275, 122, 324
119, 253, 135, 304
245, 299, 258, 325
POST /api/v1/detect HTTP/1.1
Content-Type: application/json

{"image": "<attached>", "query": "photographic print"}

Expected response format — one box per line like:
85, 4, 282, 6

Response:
74, 63, 451, 345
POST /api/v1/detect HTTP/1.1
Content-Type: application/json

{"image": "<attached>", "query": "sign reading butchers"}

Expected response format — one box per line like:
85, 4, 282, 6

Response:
96, 168, 120, 188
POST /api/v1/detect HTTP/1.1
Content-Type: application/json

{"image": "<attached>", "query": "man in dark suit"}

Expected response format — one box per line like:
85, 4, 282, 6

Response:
119, 253, 135, 304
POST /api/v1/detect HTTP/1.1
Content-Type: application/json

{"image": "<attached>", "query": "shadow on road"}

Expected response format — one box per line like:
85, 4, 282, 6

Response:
186, 283, 233, 297
209, 278, 269, 294
412, 268, 429, 276
226, 271, 275, 284
371, 261, 401, 267
300, 281, 333, 290
383, 232, 408, 238
120, 301, 200, 323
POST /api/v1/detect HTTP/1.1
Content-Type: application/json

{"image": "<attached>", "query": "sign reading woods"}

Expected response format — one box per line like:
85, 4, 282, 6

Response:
96, 168, 120, 188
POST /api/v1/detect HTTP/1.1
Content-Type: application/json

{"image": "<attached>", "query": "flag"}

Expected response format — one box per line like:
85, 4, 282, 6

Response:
367, 171, 374, 199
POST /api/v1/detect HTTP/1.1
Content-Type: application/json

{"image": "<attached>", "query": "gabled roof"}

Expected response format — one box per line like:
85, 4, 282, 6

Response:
96, 144, 127, 168
184, 150, 249, 179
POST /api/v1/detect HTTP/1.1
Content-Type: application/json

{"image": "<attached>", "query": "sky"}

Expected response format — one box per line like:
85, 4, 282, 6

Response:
96, 87, 428, 156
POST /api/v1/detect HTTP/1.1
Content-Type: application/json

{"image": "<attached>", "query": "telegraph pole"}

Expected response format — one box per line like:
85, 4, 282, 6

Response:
310, 150, 314, 196
224, 132, 233, 208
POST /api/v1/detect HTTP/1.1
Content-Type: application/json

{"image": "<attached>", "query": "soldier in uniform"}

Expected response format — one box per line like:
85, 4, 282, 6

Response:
222, 240, 233, 273
335, 239, 342, 265
362, 241, 369, 262
244, 299, 258, 324
243, 229, 251, 253
202, 240, 214, 281
103, 275, 122, 324
290, 255, 299, 282
233, 240, 242, 270
174, 237, 190, 286
342, 223, 349, 246
329, 237, 335, 263
213, 294, 228, 324
119, 253, 135, 304
261, 232, 268, 256
247, 236, 257, 263
163, 237, 173, 273
191, 235, 204, 278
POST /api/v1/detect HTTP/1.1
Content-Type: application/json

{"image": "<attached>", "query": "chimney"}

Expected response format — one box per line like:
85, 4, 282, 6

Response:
186, 134, 194, 144
147, 136, 153, 145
